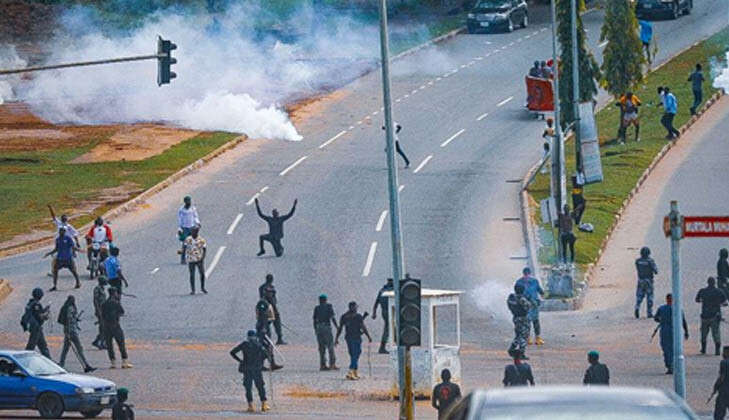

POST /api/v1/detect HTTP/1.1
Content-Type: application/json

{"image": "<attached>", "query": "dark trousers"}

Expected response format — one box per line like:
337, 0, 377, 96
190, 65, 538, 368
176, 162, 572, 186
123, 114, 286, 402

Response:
188, 261, 205, 292
59, 330, 90, 369
701, 316, 721, 349
105, 324, 128, 360
660, 335, 673, 369
259, 234, 283, 257
715, 393, 729, 420
661, 113, 680, 138
25, 326, 50, 359
395, 141, 410, 167
560, 232, 576, 262
530, 318, 541, 336
243, 370, 267, 403
691, 88, 702, 115
271, 304, 283, 341
346, 338, 362, 370
573, 202, 586, 225
379, 314, 389, 349
315, 324, 335, 367
94, 313, 106, 347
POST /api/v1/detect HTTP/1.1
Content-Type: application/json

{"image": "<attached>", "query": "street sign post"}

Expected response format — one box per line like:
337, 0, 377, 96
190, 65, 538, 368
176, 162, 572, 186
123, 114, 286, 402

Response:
663, 202, 729, 399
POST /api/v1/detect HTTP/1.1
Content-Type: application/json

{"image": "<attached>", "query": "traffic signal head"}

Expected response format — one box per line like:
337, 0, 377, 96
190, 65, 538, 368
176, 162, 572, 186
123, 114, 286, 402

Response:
398, 275, 421, 347
157, 36, 177, 86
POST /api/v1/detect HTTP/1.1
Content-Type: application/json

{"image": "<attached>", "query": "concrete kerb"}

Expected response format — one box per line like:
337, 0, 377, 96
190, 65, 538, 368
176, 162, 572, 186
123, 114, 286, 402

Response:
0, 135, 246, 261
525, 90, 724, 312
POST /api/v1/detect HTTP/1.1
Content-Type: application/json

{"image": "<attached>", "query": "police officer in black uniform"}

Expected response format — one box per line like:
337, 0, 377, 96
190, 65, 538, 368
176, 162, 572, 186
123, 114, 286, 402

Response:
23, 288, 51, 358
313, 294, 338, 370
432, 368, 461, 419
503, 349, 535, 387
255, 299, 283, 371
58, 295, 95, 372
230, 330, 271, 413
718, 249, 729, 298
372, 278, 393, 354
111, 387, 134, 420
259, 274, 286, 345
696, 277, 727, 355
635, 246, 658, 318
92, 276, 108, 350
102, 288, 132, 369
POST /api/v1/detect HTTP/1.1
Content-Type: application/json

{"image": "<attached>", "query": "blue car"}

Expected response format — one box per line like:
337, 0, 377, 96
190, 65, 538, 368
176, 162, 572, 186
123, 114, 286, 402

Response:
0, 350, 116, 418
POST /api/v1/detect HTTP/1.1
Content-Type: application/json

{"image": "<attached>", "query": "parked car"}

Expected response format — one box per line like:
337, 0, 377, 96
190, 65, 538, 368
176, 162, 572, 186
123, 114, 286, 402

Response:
0, 350, 116, 418
443, 386, 699, 420
467, 0, 528, 34
636, 0, 692, 20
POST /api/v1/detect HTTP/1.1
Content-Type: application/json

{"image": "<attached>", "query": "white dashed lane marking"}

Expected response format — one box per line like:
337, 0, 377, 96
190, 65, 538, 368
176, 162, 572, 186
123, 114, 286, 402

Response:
205, 246, 226, 278
413, 155, 433, 174
319, 130, 346, 149
279, 156, 308, 176
477, 112, 489, 121
441, 129, 466, 148
226, 213, 243, 235
376, 210, 388, 232
497, 96, 514, 107
362, 242, 378, 277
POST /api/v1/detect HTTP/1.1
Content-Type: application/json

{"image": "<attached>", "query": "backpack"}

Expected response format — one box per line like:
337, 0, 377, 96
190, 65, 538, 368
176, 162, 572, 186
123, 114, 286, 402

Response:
20, 300, 34, 332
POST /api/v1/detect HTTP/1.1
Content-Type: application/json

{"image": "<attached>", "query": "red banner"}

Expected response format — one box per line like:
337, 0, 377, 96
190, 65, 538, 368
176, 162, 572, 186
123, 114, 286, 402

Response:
525, 76, 554, 112
682, 216, 729, 237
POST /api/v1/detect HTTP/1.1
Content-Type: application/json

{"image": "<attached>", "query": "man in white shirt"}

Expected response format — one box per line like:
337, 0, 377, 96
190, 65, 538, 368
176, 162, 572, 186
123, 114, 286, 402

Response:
47, 205, 80, 276
177, 196, 201, 264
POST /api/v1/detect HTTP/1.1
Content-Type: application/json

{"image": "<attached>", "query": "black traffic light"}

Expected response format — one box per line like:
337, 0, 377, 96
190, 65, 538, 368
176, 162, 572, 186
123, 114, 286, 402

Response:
397, 274, 421, 347
157, 36, 177, 86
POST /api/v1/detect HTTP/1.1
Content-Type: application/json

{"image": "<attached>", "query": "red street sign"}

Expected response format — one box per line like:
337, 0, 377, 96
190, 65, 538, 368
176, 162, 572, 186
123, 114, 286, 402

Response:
682, 216, 729, 237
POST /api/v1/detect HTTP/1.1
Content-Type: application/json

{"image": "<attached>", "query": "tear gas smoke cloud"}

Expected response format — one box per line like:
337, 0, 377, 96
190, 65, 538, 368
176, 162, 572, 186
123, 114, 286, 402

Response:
471, 280, 512, 321
713, 53, 729, 92
0, 46, 26, 105
5, 2, 442, 141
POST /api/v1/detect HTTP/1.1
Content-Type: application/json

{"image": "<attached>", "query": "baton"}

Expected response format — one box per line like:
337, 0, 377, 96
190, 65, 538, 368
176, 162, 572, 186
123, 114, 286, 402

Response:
121, 292, 137, 298
650, 325, 660, 342
708, 390, 717, 404
367, 341, 372, 377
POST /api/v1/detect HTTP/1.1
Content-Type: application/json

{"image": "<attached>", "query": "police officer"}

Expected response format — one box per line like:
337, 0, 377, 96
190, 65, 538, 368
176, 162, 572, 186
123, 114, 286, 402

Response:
371, 278, 393, 354
696, 277, 727, 355
713, 346, 729, 420
259, 274, 285, 345
230, 330, 270, 413
58, 295, 95, 373
92, 276, 108, 350
335, 301, 372, 380
313, 294, 338, 371
22, 288, 51, 358
654, 293, 688, 374
635, 246, 658, 318
583, 350, 609, 385
507, 284, 532, 360
432, 368, 461, 419
717, 249, 729, 298
102, 288, 132, 369
255, 299, 283, 371
503, 349, 535, 387
111, 387, 135, 420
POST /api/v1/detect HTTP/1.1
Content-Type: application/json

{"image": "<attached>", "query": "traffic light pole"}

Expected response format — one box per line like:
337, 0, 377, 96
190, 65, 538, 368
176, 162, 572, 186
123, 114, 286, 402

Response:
376, 0, 411, 418
0, 53, 164, 76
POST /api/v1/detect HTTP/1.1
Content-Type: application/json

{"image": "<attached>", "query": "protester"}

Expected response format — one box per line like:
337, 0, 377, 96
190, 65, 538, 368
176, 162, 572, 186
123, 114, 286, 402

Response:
662, 87, 680, 139
654, 293, 688, 374
558, 204, 576, 264
539, 60, 552, 79
104, 246, 128, 295
688, 63, 705, 115
382, 123, 410, 168
616, 92, 642, 143
583, 350, 609, 385
255, 198, 297, 257
639, 19, 653, 64
372, 278, 394, 354
696, 277, 727, 355
184, 226, 207, 294
111, 387, 135, 420
313, 294, 338, 371
507, 284, 532, 359
177, 195, 200, 264
635, 246, 658, 319
432, 369, 461, 419
503, 349, 534, 387
571, 176, 586, 225
713, 346, 729, 420
21, 288, 51, 358
57, 295, 95, 372
335, 301, 372, 380
47, 205, 80, 277
230, 330, 270, 413
515, 267, 544, 346
92, 276, 108, 350
85, 217, 113, 269
102, 287, 132, 369
44, 227, 81, 290
528, 61, 541, 78
718, 249, 729, 298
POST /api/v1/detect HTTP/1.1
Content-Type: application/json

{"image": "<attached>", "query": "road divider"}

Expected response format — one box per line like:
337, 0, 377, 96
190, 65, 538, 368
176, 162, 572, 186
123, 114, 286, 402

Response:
441, 129, 465, 148
362, 242, 378, 277
205, 246, 226, 278
413, 155, 433, 174
279, 155, 308, 176
376, 210, 388, 232
319, 131, 346, 149
227, 213, 243, 235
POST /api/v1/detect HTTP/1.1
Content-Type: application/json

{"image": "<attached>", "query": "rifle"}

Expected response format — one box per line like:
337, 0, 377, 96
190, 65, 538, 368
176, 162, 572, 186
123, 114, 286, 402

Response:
650, 325, 660, 342
708, 390, 717, 404
121, 292, 137, 298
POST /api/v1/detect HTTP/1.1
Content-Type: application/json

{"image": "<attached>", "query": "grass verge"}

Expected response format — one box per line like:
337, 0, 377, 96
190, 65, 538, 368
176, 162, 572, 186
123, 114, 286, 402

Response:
0, 131, 238, 244
528, 28, 729, 271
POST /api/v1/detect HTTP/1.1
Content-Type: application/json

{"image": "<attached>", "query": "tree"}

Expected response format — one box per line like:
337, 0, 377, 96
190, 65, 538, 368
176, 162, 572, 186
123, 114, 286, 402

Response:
599, 0, 644, 99
556, 0, 600, 126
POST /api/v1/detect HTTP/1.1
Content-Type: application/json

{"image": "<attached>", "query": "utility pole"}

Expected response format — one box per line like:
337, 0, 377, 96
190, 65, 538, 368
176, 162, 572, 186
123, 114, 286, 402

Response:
669, 200, 686, 397
571, 0, 581, 172
550, 0, 566, 217
376, 0, 410, 418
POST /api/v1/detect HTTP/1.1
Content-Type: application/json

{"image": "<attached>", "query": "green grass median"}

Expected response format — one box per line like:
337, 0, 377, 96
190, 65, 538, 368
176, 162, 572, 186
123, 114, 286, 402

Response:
528, 28, 728, 270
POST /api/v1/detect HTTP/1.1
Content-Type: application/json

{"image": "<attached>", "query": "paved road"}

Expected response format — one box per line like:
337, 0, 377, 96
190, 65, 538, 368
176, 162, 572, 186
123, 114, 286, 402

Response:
0, 1, 727, 417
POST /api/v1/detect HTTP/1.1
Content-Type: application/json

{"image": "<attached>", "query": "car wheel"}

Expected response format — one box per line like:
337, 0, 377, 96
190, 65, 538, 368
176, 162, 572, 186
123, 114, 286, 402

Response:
507, 17, 514, 32
81, 409, 104, 418
684, 0, 692, 14
37, 392, 64, 419
522, 13, 528, 28
670, 1, 679, 19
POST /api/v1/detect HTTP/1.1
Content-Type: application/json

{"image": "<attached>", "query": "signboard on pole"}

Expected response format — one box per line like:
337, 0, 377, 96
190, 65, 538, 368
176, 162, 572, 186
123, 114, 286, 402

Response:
663, 216, 729, 238
578, 102, 603, 184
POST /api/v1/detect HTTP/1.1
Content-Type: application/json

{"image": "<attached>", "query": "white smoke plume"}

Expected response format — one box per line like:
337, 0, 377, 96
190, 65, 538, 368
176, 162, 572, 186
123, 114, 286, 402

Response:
471, 280, 512, 321
0, 46, 26, 105
9, 2, 432, 141
713, 52, 729, 92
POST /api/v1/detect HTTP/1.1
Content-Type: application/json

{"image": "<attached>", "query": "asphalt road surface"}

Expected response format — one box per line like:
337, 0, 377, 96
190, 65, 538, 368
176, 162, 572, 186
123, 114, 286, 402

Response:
0, 1, 727, 418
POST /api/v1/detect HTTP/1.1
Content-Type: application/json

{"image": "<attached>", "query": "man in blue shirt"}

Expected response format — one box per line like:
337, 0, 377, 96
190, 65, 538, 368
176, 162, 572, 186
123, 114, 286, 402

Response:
661, 87, 680, 140
654, 293, 688, 374
104, 247, 128, 295
688, 63, 705, 115
44, 227, 80, 291
516, 267, 545, 346
639, 20, 653, 64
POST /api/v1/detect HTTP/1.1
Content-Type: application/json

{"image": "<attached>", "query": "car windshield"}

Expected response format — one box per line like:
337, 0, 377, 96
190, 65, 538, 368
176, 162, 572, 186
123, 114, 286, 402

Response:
15, 353, 67, 376
480, 405, 689, 420
475, 1, 510, 11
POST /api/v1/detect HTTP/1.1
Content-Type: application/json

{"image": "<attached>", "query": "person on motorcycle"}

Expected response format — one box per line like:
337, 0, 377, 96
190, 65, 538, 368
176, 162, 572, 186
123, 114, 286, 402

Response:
178, 196, 201, 264
86, 217, 113, 271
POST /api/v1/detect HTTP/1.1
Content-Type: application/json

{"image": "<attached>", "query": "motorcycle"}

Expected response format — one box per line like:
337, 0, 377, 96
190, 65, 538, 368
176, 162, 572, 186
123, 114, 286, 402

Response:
88, 240, 109, 279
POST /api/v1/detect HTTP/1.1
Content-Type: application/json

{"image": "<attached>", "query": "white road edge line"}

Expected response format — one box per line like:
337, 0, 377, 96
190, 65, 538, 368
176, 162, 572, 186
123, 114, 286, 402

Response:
477, 112, 489, 121
413, 154, 433, 174
362, 242, 378, 277
279, 156, 308, 176
598, 40, 608, 48
205, 246, 226, 278
497, 96, 514, 107
226, 213, 243, 235
246, 193, 260, 206
440, 128, 466, 148
376, 210, 388, 232
150, 267, 159, 274
319, 130, 346, 149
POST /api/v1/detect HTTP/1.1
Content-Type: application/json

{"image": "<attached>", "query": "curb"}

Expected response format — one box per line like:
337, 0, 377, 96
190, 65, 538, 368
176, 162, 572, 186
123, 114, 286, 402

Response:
391, 26, 466, 62
0, 279, 12, 305
0, 135, 246, 260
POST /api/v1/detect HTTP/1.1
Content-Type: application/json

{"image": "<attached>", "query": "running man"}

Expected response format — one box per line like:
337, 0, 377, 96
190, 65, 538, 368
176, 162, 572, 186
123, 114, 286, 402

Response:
639, 20, 653, 65
616, 92, 642, 143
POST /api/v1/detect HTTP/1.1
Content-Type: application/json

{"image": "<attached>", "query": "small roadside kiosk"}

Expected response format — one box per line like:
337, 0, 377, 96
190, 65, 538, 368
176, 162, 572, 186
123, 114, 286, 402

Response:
382, 288, 463, 397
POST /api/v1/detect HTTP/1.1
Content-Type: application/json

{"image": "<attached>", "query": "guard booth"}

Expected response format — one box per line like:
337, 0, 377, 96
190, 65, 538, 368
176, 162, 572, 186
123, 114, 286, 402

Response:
382, 288, 463, 397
